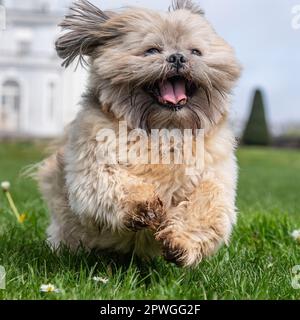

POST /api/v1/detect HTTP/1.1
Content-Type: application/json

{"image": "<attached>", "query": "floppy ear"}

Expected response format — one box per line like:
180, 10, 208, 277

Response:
56, 0, 113, 68
170, 0, 205, 15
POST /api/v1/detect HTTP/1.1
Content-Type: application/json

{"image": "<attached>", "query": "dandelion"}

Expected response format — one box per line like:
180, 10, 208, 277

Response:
18, 213, 27, 223
1, 180, 24, 223
291, 230, 300, 243
40, 283, 60, 293
1, 181, 10, 192
93, 276, 109, 284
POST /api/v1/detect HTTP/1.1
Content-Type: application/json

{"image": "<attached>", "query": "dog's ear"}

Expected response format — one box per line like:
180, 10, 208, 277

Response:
56, 0, 116, 68
170, 0, 205, 15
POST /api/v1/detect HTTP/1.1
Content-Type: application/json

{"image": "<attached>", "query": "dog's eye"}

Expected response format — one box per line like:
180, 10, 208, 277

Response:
145, 48, 161, 56
191, 49, 202, 56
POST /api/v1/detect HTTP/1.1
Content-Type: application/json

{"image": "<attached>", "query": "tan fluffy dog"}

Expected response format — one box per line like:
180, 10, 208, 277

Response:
38, 0, 241, 267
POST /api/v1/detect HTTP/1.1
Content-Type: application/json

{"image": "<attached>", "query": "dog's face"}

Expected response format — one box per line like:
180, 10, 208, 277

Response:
57, 0, 241, 131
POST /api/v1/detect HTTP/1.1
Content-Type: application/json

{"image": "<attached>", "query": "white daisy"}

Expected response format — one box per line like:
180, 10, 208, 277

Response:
291, 230, 300, 242
40, 283, 60, 293
93, 276, 109, 284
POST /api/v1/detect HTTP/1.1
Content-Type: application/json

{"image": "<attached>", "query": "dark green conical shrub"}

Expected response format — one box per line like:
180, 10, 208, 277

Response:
242, 89, 271, 146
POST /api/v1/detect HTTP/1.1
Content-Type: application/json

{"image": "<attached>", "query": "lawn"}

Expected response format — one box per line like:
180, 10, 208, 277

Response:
0, 142, 300, 300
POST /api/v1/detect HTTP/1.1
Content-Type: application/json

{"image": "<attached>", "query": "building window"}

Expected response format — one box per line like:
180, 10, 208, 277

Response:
0, 80, 21, 131
16, 29, 33, 56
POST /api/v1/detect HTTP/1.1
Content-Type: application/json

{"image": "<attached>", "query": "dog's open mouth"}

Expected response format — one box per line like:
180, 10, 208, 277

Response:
147, 76, 196, 111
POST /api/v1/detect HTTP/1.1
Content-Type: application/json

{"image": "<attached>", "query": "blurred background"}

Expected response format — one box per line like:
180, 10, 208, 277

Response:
0, 0, 300, 147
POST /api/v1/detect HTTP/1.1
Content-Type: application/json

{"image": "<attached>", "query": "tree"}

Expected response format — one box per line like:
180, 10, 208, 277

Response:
242, 89, 271, 146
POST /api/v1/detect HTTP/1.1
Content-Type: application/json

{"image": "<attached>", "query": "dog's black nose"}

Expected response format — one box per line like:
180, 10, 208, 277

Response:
167, 53, 187, 69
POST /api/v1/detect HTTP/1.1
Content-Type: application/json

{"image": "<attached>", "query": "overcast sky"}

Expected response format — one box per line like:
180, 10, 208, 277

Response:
87, 0, 300, 131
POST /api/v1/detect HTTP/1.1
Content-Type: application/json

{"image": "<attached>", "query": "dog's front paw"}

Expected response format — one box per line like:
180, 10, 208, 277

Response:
122, 184, 165, 232
160, 239, 187, 267
156, 228, 219, 268
155, 230, 191, 267
124, 196, 165, 232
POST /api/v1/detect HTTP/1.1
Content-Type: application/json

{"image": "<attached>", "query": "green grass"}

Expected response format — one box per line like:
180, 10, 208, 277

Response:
0, 143, 300, 300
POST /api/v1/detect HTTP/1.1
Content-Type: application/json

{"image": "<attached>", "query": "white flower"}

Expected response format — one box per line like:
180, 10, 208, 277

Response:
291, 230, 300, 242
40, 283, 60, 293
1, 181, 10, 192
93, 276, 109, 284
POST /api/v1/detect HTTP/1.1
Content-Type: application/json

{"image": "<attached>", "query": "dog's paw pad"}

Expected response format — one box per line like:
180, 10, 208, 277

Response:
125, 196, 165, 232
161, 242, 186, 267
155, 231, 190, 267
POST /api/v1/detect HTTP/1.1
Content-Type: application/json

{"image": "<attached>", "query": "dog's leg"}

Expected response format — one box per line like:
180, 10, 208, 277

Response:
156, 178, 236, 267
64, 154, 166, 234
119, 181, 165, 232
39, 152, 165, 254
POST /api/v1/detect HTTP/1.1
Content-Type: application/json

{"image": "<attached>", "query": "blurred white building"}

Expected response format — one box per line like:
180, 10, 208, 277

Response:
1, 0, 299, 138
0, 0, 85, 137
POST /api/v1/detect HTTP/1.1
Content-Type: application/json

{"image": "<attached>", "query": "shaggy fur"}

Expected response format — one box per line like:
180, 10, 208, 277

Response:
38, 0, 241, 267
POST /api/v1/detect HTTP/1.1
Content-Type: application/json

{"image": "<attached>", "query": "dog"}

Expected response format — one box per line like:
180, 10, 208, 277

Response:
38, 0, 241, 267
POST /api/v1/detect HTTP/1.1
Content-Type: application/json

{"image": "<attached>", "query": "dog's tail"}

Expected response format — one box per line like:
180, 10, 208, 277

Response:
20, 126, 69, 181
21, 162, 42, 180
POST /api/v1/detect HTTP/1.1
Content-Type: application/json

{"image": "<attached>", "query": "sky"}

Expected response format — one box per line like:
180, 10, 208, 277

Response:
88, 0, 300, 133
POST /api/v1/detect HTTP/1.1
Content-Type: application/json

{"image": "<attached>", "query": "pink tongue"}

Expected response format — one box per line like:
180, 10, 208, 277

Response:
159, 79, 187, 105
